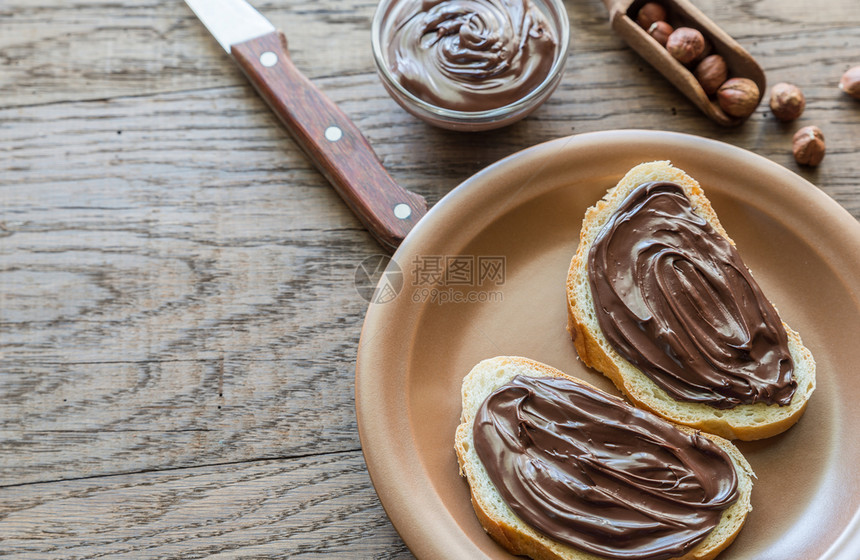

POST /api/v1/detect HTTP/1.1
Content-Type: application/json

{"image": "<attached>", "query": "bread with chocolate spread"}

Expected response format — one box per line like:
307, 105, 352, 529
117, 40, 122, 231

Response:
566, 161, 815, 440
455, 356, 754, 560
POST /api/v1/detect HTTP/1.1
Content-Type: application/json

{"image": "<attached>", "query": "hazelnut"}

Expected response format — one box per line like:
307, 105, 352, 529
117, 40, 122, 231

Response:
648, 21, 673, 46
694, 55, 728, 96
637, 2, 667, 29
839, 65, 860, 99
769, 82, 805, 121
716, 77, 760, 118
666, 27, 706, 65
792, 126, 825, 167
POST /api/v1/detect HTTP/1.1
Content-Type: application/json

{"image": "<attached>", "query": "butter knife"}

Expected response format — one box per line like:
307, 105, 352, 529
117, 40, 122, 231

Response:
185, 0, 427, 252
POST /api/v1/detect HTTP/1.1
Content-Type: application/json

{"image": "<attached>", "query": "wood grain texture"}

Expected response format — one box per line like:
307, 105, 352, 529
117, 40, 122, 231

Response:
0, 0, 383, 108
1, 0, 858, 109
0, 83, 388, 484
1, 0, 859, 556
0, 451, 412, 559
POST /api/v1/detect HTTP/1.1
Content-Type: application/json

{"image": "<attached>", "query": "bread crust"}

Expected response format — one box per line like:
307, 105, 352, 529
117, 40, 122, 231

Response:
565, 161, 816, 441
455, 356, 754, 560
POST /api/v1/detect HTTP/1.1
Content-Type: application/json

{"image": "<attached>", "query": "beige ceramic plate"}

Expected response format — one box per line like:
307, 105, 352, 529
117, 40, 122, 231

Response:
355, 130, 860, 559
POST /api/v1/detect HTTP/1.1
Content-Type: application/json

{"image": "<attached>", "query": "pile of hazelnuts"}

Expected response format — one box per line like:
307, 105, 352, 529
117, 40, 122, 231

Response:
636, 2, 860, 167
635, 2, 758, 119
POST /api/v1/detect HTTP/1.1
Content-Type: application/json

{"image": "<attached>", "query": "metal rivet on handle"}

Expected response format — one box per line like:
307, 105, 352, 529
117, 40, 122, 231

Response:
260, 51, 278, 67
393, 203, 412, 220
324, 126, 343, 142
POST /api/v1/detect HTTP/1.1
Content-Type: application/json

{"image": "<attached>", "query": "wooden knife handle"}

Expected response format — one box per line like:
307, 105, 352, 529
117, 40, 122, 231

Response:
231, 31, 427, 252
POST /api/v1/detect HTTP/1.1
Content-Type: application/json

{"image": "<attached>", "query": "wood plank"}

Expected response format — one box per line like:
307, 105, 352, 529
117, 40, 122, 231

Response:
1, 0, 858, 109
0, 80, 386, 483
0, 0, 383, 109
0, 451, 413, 559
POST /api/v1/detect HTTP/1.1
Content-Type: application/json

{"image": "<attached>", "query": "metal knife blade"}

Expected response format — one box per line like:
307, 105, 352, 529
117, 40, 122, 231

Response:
185, 0, 275, 53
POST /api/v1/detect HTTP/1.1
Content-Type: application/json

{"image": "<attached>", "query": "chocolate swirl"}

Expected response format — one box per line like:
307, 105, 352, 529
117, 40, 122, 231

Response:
473, 375, 739, 560
588, 182, 796, 408
382, 0, 557, 111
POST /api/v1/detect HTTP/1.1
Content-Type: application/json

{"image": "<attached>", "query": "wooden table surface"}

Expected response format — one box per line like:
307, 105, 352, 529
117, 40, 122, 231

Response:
1, 0, 858, 557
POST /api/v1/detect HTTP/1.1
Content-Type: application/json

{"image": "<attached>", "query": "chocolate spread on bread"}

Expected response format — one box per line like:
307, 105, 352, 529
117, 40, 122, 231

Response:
381, 0, 557, 111
473, 374, 739, 560
588, 181, 796, 409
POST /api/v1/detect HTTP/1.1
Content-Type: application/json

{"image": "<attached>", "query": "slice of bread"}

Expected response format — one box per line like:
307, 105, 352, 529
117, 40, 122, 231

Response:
455, 356, 754, 560
566, 161, 815, 441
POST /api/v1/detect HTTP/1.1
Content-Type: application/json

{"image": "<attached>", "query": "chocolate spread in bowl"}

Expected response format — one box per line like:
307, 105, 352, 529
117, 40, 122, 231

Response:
380, 0, 558, 112
588, 182, 796, 408
473, 374, 739, 560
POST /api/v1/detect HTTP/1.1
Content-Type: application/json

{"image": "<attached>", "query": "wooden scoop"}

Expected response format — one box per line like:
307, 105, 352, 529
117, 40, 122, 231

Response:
602, 0, 766, 126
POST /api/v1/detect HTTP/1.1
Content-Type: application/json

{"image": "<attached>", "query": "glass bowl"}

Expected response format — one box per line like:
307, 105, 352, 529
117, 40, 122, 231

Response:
371, 0, 571, 132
